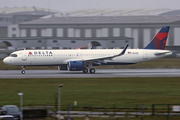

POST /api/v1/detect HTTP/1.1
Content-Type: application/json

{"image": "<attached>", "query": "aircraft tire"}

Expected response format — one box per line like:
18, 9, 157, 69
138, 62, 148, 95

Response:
90, 68, 95, 74
83, 67, 88, 73
21, 70, 25, 74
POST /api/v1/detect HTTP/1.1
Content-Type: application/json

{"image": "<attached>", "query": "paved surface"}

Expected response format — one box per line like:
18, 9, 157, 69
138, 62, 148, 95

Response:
0, 69, 180, 78
58, 111, 179, 117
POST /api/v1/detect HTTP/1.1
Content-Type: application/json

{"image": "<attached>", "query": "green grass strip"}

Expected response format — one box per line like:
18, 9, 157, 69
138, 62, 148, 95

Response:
0, 77, 180, 108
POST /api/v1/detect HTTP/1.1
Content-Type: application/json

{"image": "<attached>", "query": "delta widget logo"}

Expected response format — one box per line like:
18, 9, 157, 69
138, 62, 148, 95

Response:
28, 52, 32, 55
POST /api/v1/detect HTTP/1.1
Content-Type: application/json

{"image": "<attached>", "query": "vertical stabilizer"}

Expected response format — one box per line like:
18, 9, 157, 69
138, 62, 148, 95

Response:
143, 26, 170, 50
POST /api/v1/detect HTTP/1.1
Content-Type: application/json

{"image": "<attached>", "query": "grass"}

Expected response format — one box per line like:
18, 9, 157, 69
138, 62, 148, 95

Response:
0, 77, 180, 108
1, 77, 180, 120
1, 58, 180, 70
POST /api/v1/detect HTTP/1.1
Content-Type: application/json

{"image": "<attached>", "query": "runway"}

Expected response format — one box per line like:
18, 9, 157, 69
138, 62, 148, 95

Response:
0, 69, 180, 78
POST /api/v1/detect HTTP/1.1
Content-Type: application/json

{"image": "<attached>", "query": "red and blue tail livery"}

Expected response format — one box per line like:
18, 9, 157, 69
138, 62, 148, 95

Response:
144, 26, 170, 50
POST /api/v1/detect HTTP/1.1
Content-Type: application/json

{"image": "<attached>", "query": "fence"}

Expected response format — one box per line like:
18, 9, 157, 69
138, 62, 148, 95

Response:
29, 104, 180, 119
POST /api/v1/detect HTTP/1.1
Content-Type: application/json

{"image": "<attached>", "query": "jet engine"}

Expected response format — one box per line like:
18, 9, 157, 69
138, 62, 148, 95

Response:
67, 61, 83, 71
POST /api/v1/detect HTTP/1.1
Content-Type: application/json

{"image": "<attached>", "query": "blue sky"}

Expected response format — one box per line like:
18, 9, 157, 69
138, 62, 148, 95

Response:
0, 0, 180, 12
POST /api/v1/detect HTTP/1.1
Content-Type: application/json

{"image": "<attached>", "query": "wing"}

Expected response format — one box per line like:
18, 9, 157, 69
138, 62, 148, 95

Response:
62, 45, 128, 64
81, 45, 128, 62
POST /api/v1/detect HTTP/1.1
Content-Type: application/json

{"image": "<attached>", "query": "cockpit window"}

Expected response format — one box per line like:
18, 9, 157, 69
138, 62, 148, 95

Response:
9, 54, 17, 57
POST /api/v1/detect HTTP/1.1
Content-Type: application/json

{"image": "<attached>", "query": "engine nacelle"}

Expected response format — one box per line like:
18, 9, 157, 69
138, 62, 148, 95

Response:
67, 61, 83, 71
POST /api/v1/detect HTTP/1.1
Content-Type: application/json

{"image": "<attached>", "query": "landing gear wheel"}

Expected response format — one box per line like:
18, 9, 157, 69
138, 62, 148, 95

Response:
90, 68, 95, 74
83, 67, 88, 73
21, 66, 25, 74
21, 70, 25, 74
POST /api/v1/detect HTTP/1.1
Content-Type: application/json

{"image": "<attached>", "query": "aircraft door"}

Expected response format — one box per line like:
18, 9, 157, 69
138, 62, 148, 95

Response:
22, 50, 27, 61
143, 51, 148, 59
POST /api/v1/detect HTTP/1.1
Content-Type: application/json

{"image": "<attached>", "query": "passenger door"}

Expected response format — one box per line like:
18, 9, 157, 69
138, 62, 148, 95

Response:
143, 51, 148, 59
22, 50, 27, 61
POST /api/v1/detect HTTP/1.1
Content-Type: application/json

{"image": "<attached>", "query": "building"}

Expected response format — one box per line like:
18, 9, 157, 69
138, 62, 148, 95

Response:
15, 15, 180, 50
1, 8, 180, 53
0, 7, 59, 38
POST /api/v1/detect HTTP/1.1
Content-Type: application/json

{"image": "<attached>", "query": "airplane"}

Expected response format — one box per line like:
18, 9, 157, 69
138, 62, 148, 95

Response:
3, 26, 172, 74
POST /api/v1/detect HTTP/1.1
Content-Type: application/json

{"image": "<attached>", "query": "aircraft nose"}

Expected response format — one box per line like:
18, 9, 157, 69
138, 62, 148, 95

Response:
3, 57, 9, 64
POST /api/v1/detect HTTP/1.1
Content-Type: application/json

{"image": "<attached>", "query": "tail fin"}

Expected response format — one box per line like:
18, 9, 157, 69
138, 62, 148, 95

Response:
143, 26, 170, 50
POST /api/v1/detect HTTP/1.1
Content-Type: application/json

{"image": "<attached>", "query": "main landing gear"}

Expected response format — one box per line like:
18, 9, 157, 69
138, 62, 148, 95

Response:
90, 68, 95, 74
83, 67, 88, 73
21, 66, 25, 74
83, 66, 96, 74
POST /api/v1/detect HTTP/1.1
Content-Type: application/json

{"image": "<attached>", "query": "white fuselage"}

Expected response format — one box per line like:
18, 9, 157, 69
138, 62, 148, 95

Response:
3, 49, 172, 66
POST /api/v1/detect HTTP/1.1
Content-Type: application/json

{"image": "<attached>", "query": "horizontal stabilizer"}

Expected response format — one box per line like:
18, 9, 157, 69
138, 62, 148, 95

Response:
154, 52, 172, 56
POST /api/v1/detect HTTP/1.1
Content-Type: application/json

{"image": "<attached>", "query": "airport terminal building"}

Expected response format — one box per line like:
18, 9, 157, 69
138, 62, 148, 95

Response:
1, 8, 180, 55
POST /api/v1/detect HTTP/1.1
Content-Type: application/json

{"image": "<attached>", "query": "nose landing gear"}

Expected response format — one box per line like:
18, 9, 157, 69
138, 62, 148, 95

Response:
21, 66, 25, 74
